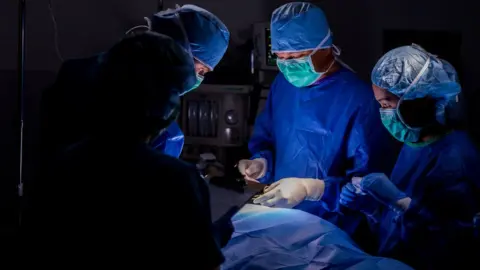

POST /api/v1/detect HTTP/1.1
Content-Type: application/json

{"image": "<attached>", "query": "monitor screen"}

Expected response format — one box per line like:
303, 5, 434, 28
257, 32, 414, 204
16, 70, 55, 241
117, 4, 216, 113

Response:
265, 28, 277, 66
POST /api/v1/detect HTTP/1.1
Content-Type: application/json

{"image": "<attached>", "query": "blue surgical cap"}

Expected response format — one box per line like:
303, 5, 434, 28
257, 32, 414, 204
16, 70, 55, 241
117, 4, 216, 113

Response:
151, 5, 230, 70
271, 2, 332, 53
372, 44, 461, 124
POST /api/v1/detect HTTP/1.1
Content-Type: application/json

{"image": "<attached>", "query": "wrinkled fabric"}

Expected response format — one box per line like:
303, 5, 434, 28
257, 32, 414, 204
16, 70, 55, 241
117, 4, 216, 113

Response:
150, 122, 184, 157
371, 44, 461, 124
151, 4, 230, 70
360, 173, 407, 211
221, 204, 413, 270
372, 131, 480, 269
248, 68, 398, 233
271, 2, 332, 52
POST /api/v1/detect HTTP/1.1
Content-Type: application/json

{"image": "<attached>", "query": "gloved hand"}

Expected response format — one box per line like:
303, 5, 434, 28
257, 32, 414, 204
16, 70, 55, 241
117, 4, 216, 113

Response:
237, 158, 267, 182
360, 173, 408, 210
212, 206, 238, 248
339, 183, 379, 215
253, 177, 325, 208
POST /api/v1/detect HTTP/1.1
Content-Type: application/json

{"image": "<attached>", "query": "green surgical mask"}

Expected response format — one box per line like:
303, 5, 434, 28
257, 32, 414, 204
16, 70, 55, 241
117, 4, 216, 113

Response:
380, 108, 421, 143
181, 73, 204, 96
277, 55, 334, 88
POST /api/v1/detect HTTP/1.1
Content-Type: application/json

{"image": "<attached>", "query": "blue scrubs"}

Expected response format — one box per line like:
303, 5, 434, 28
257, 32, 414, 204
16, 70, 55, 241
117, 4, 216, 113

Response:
373, 131, 480, 269
249, 68, 399, 231
151, 122, 185, 158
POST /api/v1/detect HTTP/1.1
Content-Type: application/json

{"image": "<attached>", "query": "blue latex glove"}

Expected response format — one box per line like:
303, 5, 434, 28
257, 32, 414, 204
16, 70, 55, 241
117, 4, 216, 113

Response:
360, 173, 407, 209
339, 183, 379, 215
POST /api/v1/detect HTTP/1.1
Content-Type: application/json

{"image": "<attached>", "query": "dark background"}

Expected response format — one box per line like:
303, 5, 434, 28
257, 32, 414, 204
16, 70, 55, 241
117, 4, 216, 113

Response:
1, 0, 479, 233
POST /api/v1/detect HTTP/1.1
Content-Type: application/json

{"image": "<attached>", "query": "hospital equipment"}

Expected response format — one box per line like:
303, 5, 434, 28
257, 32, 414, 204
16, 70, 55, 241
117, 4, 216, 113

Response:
180, 84, 251, 165
252, 22, 279, 120
253, 22, 278, 72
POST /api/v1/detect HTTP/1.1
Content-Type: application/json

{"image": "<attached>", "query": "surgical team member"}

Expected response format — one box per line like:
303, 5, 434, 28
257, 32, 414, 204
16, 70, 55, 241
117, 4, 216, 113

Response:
238, 2, 398, 233
340, 44, 480, 269
25, 32, 227, 269
146, 4, 230, 157
40, 4, 229, 159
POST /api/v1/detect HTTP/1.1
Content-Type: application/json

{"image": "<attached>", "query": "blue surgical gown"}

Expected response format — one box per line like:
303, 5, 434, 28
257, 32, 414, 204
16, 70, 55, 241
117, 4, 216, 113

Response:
151, 122, 185, 158
372, 131, 480, 269
249, 68, 399, 232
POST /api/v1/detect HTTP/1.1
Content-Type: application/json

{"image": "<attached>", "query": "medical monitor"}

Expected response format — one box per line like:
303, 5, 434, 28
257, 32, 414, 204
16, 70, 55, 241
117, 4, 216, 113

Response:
253, 22, 278, 71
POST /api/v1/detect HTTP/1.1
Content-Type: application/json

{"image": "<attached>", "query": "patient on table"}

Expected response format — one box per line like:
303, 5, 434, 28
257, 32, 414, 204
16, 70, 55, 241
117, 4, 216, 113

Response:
221, 204, 413, 270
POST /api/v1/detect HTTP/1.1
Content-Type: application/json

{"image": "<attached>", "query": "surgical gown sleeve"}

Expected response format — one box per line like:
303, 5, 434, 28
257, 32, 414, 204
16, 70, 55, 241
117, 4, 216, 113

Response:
247, 80, 277, 184
151, 122, 185, 158
321, 99, 399, 211
379, 142, 480, 269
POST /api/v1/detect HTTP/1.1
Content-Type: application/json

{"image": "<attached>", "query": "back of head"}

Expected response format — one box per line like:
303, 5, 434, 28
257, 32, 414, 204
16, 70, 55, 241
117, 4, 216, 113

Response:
150, 4, 230, 70
92, 32, 196, 140
271, 2, 332, 53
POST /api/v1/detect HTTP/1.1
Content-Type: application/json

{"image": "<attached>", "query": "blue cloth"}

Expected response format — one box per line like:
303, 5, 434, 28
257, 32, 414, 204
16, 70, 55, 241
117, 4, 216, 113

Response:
151, 122, 184, 158
151, 4, 230, 70
248, 68, 399, 233
373, 131, 480, 269
360, 173, 407, 209
271, 2, 332, 52
222, 204, 413, 270
371, 44, 460, 124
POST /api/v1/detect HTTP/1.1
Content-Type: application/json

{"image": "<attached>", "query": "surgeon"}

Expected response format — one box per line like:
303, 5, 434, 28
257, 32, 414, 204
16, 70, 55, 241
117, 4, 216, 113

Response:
237, 2, 398, 234
40, 4, 229, 159
142, 4, 230, 157
25, 31, 230, 268
339, 44, 480, 269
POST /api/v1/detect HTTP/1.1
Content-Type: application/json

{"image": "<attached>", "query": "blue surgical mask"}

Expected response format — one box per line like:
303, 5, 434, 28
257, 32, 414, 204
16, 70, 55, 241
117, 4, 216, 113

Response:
180, 73, 204, 96
380, 108, 421, 143
277, 55, 334, 88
